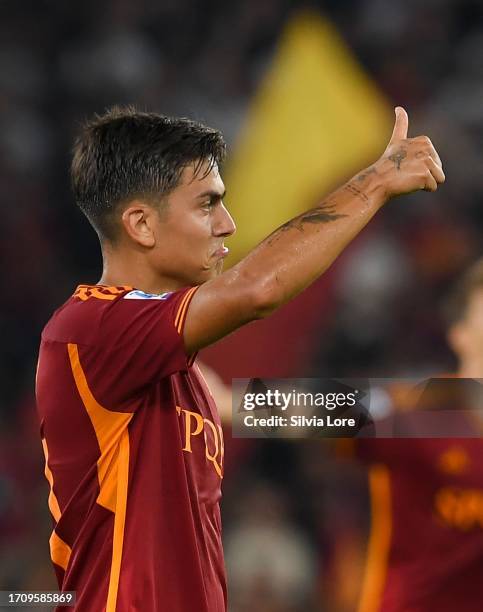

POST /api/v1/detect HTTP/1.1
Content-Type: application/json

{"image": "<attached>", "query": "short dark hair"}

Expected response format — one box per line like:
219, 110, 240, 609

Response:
71, 106, 226, 241
442, 258, 483, 326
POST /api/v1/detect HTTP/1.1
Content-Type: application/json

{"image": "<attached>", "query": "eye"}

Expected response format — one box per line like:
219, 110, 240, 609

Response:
201, 200, 216, 211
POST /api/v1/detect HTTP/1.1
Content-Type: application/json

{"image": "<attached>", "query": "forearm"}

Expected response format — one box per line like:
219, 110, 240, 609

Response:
231, 167, 387, 315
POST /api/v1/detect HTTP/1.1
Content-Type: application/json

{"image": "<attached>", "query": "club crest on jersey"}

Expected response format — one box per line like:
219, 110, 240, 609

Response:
123, 290, 172, 300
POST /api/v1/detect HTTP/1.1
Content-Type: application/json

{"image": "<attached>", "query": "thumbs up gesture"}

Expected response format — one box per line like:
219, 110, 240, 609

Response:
375, 107, 445, 198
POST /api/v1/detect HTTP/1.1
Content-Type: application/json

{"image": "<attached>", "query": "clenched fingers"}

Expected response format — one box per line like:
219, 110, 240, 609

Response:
415, 135, 443, 168
423, 172, 439, 192
425, 157, 445, 184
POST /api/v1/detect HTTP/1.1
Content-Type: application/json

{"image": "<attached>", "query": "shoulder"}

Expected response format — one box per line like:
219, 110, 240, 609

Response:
42, 284, 197, 346
41, 285, 133, 346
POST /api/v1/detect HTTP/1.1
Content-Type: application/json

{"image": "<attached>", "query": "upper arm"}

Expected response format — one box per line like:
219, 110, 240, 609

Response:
182, 267, 272, 354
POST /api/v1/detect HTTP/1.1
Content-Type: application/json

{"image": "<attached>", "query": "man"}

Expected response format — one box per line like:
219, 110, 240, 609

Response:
355, 259, 483, 612
35, 105, 444, 611
445, 259, 483, 379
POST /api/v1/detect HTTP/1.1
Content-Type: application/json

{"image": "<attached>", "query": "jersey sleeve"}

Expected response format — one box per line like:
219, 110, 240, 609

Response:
75, 287, 198, 410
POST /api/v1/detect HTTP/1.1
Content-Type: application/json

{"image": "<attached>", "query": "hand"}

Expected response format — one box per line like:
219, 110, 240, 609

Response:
375, 106, 445, 199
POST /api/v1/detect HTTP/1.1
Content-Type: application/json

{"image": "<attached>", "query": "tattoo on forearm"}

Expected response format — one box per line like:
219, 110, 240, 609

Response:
344, 183, 369, 202
388, 147, 407, 170
355, 166, 377, 182
266, 202, 347, 245
298, 203, 347, 225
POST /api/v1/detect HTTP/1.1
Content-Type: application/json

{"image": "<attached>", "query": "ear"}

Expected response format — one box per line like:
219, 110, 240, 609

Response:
121, 202, 156, 248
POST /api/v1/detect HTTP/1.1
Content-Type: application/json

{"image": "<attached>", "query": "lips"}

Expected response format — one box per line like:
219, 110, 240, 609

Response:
212, 246, 229, 258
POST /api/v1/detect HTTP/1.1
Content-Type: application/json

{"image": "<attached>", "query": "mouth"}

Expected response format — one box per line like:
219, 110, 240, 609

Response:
212, 246, 229, 259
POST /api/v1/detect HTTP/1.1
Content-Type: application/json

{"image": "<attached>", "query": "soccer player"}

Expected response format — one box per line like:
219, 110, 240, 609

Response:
35, 105, 444, 611
355, 259, 483, 612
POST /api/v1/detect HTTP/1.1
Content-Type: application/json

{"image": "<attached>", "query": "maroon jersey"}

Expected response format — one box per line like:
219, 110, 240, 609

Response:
355, 388, 483, 612
36, 284, 226, 612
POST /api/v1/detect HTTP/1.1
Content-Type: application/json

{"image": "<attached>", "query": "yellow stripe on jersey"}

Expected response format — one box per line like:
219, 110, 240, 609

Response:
67, 343, 133, 513
41, 438, 62, 523
42, 438, 70, 570
67, 343, 133, 612
106, 429, 130, 612
49, 530, 72, 571
358, 464, 392, 612
175, 287, 198, 333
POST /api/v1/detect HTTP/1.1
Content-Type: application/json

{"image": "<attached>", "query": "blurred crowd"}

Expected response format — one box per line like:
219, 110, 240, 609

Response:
1, 0, 482, 610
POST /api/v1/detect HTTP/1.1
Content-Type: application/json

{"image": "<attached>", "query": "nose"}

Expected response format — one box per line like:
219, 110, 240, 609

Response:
213, 203, 236, 237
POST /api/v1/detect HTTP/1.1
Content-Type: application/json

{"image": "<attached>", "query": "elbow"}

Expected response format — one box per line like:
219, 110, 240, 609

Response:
248, 276, 283, 320
226, 265, 285, 321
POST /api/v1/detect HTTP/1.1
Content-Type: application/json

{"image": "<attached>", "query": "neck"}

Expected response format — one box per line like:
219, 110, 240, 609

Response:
98, 246, 185, 294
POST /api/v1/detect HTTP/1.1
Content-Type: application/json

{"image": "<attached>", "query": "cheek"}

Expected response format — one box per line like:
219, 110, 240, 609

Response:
184, 216, 212, 243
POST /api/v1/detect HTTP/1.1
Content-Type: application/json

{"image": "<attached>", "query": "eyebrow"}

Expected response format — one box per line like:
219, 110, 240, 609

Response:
196, 189, 226, 200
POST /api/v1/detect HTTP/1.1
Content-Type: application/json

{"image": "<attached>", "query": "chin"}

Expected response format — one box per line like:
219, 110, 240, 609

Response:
194, 261, 224, 285
194, 269, 218, 285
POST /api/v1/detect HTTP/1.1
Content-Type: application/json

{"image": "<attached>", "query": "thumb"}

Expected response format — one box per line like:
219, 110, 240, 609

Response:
389, 106, 409, 143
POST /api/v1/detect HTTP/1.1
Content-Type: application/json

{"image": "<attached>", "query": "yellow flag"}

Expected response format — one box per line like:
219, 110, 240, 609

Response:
225, 11, 392, 264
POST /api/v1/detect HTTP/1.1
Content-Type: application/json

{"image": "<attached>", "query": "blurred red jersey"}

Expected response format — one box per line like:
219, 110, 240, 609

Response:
356, 381, 483, 612
36, 284, 226, 612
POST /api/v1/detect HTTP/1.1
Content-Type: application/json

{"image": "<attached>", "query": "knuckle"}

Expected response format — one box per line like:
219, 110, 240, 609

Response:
415, 150, 429, 160
415, 135, 432, 148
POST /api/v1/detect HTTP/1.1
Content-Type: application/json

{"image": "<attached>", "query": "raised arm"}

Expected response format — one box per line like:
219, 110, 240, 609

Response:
183, 107, 445, 353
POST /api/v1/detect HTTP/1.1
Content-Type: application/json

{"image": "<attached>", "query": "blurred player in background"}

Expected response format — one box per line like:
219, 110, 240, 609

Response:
445, 259, 483, 378
35, 105, 443, 611
354, 259, 483, 612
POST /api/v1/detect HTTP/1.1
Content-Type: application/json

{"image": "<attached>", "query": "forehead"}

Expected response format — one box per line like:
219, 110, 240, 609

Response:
176, 160, 225, 196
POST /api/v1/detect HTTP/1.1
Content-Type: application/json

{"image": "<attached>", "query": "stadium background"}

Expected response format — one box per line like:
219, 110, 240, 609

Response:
1, 0, 482, 610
